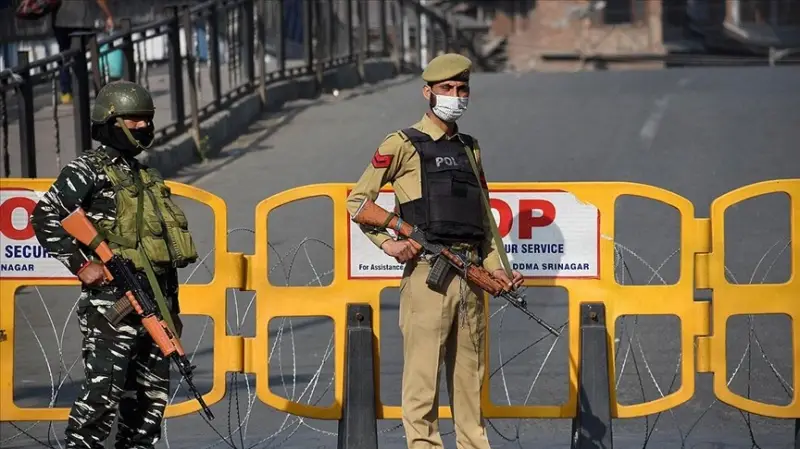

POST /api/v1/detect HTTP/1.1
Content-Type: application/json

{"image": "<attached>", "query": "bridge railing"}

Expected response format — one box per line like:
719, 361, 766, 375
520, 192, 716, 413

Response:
0, 178, 797, 447
0, 0, 463, 179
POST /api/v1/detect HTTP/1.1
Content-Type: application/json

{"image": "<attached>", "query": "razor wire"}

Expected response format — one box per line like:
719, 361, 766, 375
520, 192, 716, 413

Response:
1, 227, 795, 449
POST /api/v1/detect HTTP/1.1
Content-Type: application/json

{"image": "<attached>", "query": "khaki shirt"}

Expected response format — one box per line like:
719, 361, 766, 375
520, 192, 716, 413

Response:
345, 113, 504, 273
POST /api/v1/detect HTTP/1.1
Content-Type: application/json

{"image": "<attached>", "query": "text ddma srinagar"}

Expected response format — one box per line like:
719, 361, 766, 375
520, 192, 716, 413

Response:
512, 262, 591, 271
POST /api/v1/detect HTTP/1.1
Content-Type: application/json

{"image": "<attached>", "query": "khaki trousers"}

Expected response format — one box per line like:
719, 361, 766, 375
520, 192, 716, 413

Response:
399, 255, 491, 449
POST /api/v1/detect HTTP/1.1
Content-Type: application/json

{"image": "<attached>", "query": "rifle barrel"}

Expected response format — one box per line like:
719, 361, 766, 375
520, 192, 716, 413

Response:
502, 292, 560, 336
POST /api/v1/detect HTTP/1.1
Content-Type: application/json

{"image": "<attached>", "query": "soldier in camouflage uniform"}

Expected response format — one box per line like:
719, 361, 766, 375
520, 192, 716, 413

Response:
30, 80, 199, 449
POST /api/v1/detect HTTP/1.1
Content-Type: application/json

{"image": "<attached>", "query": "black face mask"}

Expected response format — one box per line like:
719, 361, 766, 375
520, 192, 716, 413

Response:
95, 122, 154, 156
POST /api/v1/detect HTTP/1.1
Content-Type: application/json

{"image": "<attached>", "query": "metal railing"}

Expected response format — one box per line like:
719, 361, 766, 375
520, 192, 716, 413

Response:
0, 0, 466, 179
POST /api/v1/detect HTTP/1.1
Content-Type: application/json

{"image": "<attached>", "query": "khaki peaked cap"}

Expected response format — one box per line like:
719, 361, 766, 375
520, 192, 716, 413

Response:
422, 53, 472, 83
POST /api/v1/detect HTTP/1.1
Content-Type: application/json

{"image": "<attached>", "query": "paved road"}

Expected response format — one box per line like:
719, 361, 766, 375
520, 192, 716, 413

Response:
3, 66, 799, 449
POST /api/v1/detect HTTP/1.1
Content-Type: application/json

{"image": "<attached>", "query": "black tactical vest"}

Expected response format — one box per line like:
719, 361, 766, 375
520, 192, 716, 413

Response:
398, 127, 485, 245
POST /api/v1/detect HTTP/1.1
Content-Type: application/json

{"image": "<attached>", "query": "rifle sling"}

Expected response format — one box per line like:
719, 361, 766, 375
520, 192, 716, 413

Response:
133, 173, 178, 335
462, 142, 513, 278
88, 229, 137, 251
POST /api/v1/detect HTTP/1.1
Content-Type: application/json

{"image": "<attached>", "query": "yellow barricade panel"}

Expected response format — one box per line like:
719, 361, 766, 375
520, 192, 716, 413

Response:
707, 179, 799, 418
0, 178, 237, 421
248, 182, 707, 420
249, 184, 352, 420
3, 177, 798, 425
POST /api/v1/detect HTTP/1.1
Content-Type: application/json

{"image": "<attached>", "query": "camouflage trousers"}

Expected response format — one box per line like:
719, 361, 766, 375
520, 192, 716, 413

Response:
64, 288, 182, 449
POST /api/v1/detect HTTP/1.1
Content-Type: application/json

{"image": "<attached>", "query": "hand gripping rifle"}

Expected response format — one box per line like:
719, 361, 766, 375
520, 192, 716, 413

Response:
61, 207, 215, 420
352, 199, 560, 336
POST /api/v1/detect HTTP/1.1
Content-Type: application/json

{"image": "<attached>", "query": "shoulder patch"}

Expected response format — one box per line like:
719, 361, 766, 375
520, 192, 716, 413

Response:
371, 148, 394, 169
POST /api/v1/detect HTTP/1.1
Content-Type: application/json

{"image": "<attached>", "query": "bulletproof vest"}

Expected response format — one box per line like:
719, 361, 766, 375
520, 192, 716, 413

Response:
398, 127, 485, 245
93, 152, 199, 275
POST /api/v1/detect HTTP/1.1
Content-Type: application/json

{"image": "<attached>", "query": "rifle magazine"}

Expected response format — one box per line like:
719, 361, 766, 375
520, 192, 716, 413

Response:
426, 255, 452, 293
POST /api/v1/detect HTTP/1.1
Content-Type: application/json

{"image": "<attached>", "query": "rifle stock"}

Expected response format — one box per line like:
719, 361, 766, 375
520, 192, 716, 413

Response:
355, 199, 423, 249
352, 199, 560, 336
61, 207, 215, 420
61, 209, 115, 279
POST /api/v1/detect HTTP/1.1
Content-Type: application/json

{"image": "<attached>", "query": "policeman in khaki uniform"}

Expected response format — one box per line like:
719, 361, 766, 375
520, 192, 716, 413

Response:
346, 53, 523, 449
30, 80, 198, 449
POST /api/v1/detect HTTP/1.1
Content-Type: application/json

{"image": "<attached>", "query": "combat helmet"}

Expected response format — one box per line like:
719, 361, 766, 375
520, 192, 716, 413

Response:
91, 80, 156, 150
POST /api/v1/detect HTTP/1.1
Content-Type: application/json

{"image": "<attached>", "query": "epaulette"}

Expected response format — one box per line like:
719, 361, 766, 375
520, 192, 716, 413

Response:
382, 130, 409, 144
399, 127, 431, 144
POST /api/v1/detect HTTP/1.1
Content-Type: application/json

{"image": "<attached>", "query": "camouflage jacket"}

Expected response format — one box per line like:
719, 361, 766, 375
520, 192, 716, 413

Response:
30, 146, 180, 309
30, 145, 180, 312
30, 146, 135, 275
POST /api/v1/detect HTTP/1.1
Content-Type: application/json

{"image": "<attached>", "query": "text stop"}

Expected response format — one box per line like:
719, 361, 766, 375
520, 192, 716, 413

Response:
490, 198, 556, 239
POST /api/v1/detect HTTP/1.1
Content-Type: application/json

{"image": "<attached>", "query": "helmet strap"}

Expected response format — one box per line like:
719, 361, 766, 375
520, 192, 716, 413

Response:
116, 117, 154, 150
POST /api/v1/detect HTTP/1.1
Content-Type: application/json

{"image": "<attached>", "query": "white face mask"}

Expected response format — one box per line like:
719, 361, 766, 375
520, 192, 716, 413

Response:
430, 93, 469, 122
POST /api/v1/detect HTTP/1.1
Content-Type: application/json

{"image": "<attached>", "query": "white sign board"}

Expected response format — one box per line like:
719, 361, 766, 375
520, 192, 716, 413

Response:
0, 189, 75, 280
347, 189, 600, 279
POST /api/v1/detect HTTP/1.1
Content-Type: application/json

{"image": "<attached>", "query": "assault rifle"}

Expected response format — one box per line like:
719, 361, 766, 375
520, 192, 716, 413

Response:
61, 208, 215, 421
351, 199, 560, 336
